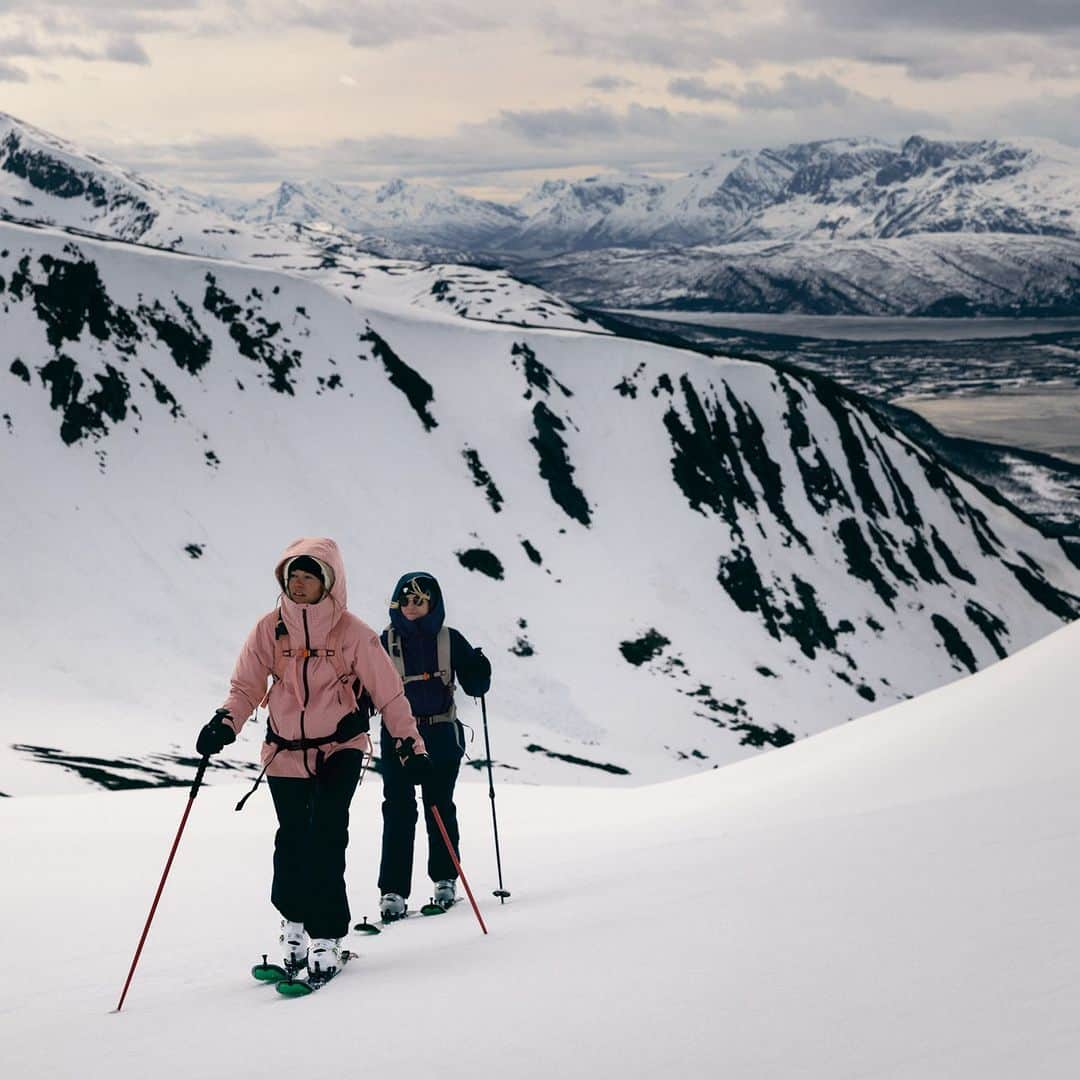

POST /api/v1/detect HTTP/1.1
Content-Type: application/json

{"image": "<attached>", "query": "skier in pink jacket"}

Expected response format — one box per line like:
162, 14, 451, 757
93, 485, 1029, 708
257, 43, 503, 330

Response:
195, 537, 428, 981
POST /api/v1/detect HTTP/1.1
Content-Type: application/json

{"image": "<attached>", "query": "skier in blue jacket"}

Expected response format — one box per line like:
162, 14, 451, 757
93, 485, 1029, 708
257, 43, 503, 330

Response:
378, 571, 491, 920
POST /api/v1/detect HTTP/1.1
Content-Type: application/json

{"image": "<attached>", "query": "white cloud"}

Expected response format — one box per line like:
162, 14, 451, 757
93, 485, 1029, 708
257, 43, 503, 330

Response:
587, 74, 636, 92
668, 76, 736, 102
0, 57, 28, 80
738, 73, 853, 110
802, 0, 1080, 34
104, 34, 148, 64
262, 0, 503, 48
98, 94, 948, 198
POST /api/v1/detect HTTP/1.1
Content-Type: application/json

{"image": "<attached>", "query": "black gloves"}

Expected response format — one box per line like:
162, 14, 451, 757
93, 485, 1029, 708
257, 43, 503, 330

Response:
196, 710, 237, 757
396, 736, 432, 781
335, 707, 371, 742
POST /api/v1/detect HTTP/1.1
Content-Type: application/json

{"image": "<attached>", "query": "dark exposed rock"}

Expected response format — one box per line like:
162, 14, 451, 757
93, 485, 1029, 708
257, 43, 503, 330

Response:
204, 273, 300, 395
512, 341, 573, 399
619, 629, 670, 666
931, 613, 978, 673
964, 600, 1008, 660
140, 297, 211, 375
524, 744, 630, 775
360, 327, 437, 430
38, 354, 129, 444
664, 375, 755, 528
141, 367, 183, 417
1003, 560, 1080, 620
520, 539, 543, 565
463, 447, 504, 512
530, 401, 591, 526
456, 547, 505, 579
836, 517, 897, 607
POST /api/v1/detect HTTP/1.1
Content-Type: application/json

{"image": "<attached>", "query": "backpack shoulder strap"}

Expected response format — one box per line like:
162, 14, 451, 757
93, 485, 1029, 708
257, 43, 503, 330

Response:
273, 612, 290, 677
436, 625, 453, 689
385, 626, 404, 677
267, 611, 356, 705
326, 620, 356, 704
258, 611, 290, 708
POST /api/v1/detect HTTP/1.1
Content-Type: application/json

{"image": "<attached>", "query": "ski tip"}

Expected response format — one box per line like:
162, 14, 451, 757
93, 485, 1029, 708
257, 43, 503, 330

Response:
252, 962, 289, 983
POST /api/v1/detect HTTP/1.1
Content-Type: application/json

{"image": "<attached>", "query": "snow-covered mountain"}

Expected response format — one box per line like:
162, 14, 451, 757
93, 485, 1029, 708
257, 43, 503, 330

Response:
223, 136, 1080, 256
519, 233, 1080, 316
1, 115, 1078, 797
510, 136, 1080, 313
0, 112, 214, 246
229, 177, 524, 250
0, 112, 472, 266
202, 133, 1080, 315
512, 135, 1080, 251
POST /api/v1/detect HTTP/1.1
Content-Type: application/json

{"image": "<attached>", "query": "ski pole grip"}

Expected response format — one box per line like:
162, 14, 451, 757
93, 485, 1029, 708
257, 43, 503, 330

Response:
189, 755, 210, 800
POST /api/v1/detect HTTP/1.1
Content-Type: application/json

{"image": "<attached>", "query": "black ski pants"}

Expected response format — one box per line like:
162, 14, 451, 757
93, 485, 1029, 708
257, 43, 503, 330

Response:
267, 749, 365, 940
378, 720, 464, 900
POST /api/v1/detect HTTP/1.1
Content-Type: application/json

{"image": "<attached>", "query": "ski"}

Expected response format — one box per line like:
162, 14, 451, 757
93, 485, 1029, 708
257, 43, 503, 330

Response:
353, 899, 456, 935
274, 950, 354, 997
251, 951, 353, 996
251, 954, 302, 983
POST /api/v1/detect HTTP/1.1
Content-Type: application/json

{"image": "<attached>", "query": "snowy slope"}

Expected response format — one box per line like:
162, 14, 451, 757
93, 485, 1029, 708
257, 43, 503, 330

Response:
2, 618, 1078, 1079
2, 215, 1077, 797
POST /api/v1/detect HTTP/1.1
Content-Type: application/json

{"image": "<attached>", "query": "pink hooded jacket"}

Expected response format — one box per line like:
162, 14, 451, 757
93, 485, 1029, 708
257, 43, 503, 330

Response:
219, 537, 425, 778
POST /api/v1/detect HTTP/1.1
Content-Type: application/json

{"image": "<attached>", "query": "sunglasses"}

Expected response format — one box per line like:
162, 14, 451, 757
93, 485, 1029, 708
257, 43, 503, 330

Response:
400, 594, 429, 607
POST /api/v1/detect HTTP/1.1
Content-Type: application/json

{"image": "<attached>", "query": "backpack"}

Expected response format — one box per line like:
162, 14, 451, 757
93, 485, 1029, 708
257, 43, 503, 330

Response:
385, 624, 457, 723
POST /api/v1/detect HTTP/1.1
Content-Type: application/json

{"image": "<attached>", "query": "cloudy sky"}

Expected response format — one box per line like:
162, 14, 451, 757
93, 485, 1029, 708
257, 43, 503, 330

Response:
2, 0, 1079, 200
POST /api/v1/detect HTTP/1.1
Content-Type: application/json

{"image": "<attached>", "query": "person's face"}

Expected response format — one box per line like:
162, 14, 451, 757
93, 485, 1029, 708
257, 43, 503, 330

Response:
288, 570, 324, 604
400, 594, 430, 621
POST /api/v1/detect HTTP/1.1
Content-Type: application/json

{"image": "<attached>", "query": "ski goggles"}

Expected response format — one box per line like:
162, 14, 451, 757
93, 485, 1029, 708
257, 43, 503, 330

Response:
393, 577, 433, 608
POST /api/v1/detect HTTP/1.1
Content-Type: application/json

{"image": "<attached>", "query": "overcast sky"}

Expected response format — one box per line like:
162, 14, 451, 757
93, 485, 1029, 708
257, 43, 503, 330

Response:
2, 0, 1079, 201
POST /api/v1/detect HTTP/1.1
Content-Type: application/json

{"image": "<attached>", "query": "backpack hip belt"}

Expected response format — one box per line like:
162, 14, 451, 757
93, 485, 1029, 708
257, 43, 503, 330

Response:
264, 722, 343, 752
415, 705, 458, 725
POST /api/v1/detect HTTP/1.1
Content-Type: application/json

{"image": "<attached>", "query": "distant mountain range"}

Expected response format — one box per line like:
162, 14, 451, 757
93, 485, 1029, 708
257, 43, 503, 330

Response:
2, 111, 1077, 796
202, 134, 1080, 315
5, 114, 1080, 315
220, 136, 1080, 252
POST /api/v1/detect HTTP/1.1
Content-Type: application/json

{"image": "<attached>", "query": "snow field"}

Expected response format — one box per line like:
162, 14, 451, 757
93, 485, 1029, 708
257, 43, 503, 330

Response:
3, 620, 1078, 1079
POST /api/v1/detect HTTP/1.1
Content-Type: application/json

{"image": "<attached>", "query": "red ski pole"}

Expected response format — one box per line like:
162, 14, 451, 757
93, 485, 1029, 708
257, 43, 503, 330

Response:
429, 804, 488, 935
114, 756, 210, 1012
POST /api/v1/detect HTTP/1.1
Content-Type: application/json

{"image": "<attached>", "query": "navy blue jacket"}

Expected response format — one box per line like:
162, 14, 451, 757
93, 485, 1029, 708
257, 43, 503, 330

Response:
380, 571, 491, 719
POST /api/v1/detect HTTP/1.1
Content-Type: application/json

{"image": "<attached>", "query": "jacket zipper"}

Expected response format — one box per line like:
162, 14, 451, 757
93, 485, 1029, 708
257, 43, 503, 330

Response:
300, 608, 312, 774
